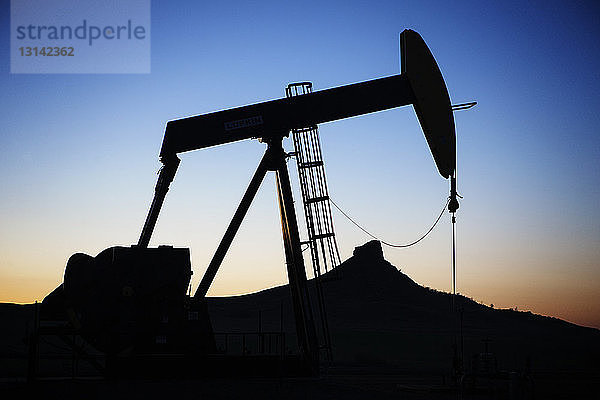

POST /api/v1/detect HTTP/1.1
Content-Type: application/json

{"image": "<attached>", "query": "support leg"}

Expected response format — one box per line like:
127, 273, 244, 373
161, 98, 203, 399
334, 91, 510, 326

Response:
194, 151, 270, 298
273, 143, 319, 372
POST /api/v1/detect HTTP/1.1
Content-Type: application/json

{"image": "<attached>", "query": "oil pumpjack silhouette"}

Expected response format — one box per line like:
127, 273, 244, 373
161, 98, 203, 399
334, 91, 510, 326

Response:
39, 29, 462, 377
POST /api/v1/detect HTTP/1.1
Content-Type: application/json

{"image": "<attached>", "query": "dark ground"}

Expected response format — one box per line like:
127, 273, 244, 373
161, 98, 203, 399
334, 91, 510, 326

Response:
1, 241, 599, 398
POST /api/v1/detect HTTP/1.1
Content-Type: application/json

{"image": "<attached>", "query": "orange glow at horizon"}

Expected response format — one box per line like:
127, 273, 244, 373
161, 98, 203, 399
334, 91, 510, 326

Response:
2, 244, 598, 330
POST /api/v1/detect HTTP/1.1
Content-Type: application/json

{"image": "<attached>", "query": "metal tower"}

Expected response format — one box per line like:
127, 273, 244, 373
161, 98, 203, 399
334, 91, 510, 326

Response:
286, 82, 342, 361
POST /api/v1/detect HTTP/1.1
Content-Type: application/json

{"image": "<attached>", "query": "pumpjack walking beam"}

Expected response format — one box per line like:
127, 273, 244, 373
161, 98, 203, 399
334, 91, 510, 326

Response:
158, 30, 456, 181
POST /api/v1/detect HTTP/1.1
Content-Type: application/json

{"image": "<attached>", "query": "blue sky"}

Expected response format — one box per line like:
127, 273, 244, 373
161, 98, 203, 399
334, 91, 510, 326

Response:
1, 0, 599, 328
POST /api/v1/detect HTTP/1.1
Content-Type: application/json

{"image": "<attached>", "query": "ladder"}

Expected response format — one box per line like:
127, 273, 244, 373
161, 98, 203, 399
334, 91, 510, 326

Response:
286, 82, 342, 362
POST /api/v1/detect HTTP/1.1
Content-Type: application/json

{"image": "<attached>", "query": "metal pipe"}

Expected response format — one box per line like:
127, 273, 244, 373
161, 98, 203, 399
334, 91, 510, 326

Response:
137, 155, 180, 248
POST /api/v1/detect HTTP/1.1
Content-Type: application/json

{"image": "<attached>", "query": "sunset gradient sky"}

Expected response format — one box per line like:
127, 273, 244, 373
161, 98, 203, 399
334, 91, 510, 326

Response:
1, 1, 599, 328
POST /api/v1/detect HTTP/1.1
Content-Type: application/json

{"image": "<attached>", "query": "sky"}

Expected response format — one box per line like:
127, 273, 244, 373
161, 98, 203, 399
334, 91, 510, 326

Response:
0, 1, 599, 328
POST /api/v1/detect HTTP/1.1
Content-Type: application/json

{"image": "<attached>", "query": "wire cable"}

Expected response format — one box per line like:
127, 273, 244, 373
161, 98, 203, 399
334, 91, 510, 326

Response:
330, 197, 450, 248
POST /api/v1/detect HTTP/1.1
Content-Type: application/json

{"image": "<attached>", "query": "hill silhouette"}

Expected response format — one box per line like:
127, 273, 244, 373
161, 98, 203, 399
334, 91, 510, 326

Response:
207, 240, 599, 395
